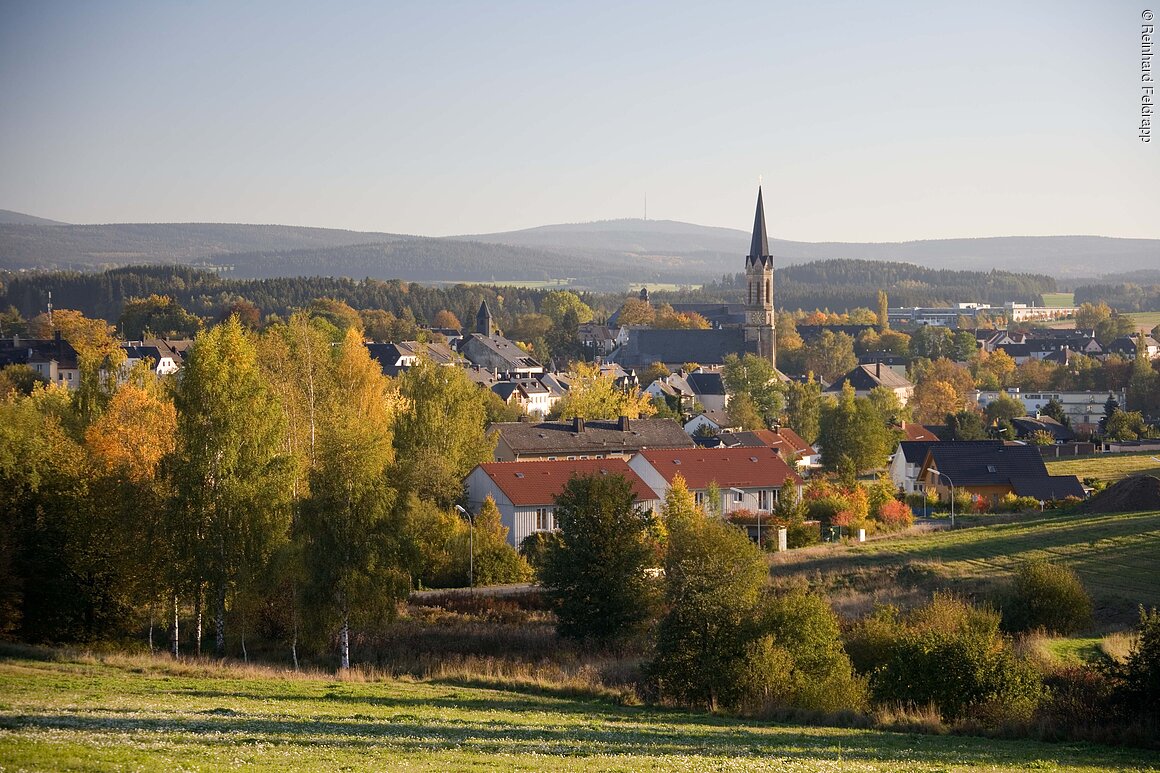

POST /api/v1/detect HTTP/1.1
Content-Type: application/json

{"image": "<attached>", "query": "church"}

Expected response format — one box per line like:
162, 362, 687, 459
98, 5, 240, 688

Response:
611, 187, 778, 371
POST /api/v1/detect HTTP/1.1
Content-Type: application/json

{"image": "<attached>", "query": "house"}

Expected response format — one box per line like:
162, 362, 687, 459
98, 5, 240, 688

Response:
489, 416, 694, 462
858, 354, 908, 378
825, 363, 914, 406
491, 378, 553, 418
890, 439, 983, 494
685, 370, 728, 413
464, 458, 661, 547
628, 447, 804, 515
366, 340, 460, 376
898, 421, 940, 442
121, 343, 181, 377
917, 442, 1084, 507
974, 388, 1128, 434
611, 328, 750, 370
458, 333, 544, 376
1010, 415, 1076, 444
683, 409, 735, 436
2, 333, 81, 390
1105, 335, 1160, 360
714, 428, 819, 468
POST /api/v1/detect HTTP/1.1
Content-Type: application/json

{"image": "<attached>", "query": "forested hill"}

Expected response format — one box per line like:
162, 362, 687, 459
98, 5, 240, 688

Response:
673, 260, 1057, 311
0, 209, 69, 226
0, 261, 1060, 327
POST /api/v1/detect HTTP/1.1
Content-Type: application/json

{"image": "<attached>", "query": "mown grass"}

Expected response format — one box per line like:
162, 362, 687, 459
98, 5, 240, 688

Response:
1045, 453, 1160, 484
1, 651, 1157, 772
1126, 311, 1160, 333
772, 511, 1160, 625
1041, 293, 1075, 308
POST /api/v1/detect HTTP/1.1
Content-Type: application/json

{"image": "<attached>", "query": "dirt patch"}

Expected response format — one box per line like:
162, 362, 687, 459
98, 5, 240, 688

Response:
1078, 475, 1160, 514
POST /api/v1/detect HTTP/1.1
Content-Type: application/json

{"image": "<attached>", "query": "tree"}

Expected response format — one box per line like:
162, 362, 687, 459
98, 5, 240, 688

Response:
803, 330, 857, 383
1128, 333, 1160, 414
119, 294, 202, 339
432, 309, 462, 330
307, 298, 362, 339
300, 329, 407, 669
462, 496, 533, 586
1074, 301, 1113, 331
541, 473, 658, 642
911, 380, 963, 425
1100, 394, 1120, 435
652, 505, 769, 710
1104, 408, 1150, 441
877, 290, 890, 331
1040, 397, 1070, 427
976, 349, 1016, 388
946, 410, 989, 440
867, 385, 908, 426
722, 353, 783, 425
783, 377, 822, 445
911, 326, 953, 360
1002, 560, 1092, 634
726, 392, 765, 431
393, 358, 495, 508
616, 298, 654, 326
170, 317, 293, 655
551, 363, 656, 420
638, 361, 671, 387
1095, 312, 1136, 346
818, 384, 893, 479
541, 290, 594, 326
984, 393, 1025, 423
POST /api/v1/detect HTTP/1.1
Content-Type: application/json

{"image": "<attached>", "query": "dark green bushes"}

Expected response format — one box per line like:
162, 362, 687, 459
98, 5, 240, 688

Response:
1001, 560, 1093, 635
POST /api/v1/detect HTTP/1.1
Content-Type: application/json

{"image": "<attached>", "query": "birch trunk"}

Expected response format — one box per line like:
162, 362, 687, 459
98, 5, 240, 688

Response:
194, 587, 203, 657
171, 594, 180, 659
339, 617, 350, 671
215, 584, 226, 654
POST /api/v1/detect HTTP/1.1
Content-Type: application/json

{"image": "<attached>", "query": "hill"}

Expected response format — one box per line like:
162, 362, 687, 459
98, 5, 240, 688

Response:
0, 651, 1152, 771
0, 209, 69, 226
465, 220, 1160, 279
772, 510, 1160, 627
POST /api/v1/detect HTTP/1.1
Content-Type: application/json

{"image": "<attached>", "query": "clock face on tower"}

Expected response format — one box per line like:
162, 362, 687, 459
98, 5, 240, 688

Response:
747, 311, 765, 325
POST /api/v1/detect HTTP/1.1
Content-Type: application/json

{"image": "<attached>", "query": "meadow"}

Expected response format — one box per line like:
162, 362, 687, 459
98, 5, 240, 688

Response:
1040, 292, 1075, 308
1126, 311, 1160, 333
1045, 452, 1160, 483
1, 651, 1157, 772
770, 510, 1160, 626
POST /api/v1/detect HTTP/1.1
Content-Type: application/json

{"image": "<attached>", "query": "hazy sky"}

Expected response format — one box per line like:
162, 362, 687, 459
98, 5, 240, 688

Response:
1, 1, 1157, 241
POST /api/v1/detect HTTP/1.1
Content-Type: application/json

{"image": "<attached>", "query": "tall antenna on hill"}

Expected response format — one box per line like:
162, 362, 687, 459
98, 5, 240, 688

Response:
47, 290, 53, 327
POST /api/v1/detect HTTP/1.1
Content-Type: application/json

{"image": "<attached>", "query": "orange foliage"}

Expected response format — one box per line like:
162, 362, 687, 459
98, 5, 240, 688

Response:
85, 384, 177, 482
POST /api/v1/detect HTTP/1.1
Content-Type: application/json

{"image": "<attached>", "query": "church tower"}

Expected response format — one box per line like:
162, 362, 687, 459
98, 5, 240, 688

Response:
475, 299, 493, 336
744, 187, 776, 367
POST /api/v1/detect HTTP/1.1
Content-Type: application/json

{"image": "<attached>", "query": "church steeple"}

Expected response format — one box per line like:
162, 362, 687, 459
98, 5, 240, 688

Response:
743, 186, 776, 368
747, 186, 771, 267
475, 299, 493, 336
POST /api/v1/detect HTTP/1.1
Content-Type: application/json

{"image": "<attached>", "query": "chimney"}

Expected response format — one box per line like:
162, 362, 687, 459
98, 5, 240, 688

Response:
618, 415, 630, 431
875, 361, 882, 378
572, 416, 585, 433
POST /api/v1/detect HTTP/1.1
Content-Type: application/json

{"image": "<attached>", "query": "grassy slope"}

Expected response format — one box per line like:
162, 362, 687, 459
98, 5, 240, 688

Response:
1126, 311, 1160, 333
1045, 453, 1160, 483
771, 511, 1160, 625
1041, 292, 1075, 308
1, 654, 1156, 772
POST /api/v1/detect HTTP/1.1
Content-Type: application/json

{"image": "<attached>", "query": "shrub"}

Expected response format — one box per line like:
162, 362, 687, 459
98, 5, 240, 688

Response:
875, 499, 914, 531
849, 594, 1042, 723
1116, 606, 1160, 720
1001, 560, 1092, 635
519, 531, 560, 574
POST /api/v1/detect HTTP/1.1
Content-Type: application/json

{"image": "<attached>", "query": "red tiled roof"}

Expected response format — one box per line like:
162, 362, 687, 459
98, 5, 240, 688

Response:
900, 422, 939, 442
475, 459, 658, 507
636, 447, 803, 489
750, 428, 814, 456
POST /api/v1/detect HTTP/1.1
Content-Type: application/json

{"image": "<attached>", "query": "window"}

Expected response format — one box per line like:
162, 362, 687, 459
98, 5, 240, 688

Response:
535, 508, 552, 531
694, 491, 704, 506
733, 490, 744, 503
758, 490, 771, 511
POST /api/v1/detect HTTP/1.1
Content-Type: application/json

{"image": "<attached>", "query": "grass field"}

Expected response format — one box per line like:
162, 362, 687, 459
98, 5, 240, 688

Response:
771, 511, 1160, 626
1126, 311, 1160, 333
1, 653, 1157, 772
1045, 452, 1160, 483
1041, 293, 1075, 308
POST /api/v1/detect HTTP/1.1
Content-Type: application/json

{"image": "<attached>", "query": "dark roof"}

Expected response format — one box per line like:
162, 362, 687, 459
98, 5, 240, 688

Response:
826, 363, 913, 393
461, 333, 541, 370
717, 428, 814, 457
899, 439, 1000, 465
748, 186, 771, 266
613, 328, 748, 368
686, 371, 725, 396
1011, 416, 1076, 443
859, 354, 908, 366
121, 345, 163, 362
668, 303, 746, 327
923, 443, 1082, 493
491, 417, 694, 455
0, 336, 79, 369
1010, 475, 1086, 500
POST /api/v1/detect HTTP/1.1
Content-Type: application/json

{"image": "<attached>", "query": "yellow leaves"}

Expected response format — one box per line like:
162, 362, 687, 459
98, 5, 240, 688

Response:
85, 384, 177, 483
553, 363, 657, 420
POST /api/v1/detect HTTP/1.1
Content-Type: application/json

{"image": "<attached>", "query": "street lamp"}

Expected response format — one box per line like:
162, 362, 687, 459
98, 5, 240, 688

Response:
932, 471, 955, 528
455, 505, 474, 589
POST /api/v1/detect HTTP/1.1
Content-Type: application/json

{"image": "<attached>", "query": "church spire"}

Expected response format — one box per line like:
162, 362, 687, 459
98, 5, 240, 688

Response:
475, 299, 493, 336
747, 186, 770, 266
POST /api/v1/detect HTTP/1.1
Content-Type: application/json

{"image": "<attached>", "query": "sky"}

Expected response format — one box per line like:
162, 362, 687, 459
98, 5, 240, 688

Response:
1, 0, 1157, 241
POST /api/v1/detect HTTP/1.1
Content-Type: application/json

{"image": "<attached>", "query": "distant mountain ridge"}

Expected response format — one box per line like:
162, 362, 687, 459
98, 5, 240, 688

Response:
0, 209, 69, 226
1, 213, 1156, 287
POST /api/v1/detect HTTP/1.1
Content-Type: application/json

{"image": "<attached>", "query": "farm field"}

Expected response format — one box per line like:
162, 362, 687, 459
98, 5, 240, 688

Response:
1126, 311, 1160, 333
1, 652, 1157, 772
771, 510, 1160, 625
1045, 452, 1160, 483
1041, 292, 1075, 308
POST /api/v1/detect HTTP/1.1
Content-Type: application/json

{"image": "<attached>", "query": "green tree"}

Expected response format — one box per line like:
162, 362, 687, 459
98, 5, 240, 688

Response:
1002, 560, 1092, 634
541, 290, 594, 326
946, 410, 988, 440
722, 353, 783, 425
1104, 408, 1150, 441
783, 377, 822, 445
984, 393, 1025, 423
803, 330, 857, 383
119, 294, 203, 339
551, 363, 655, 420
652, 507, 768, 710
300, 329, 408, 669
818, 384, 892, 479
726, 392, 765, 431
171, 317, 293, 655
877, 290, 890, 331
541, 473, 658, 642
1040, 397, 1070, 427
393, 358, 495, 508
462, 496, 532, 586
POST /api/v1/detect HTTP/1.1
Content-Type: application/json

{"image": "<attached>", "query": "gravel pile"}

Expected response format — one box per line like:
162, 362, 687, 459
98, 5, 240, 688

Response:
1078, 475, 1160, 514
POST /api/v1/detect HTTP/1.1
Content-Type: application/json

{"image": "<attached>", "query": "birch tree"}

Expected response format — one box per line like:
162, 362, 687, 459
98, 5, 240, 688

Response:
171, 317, 292, 655
300, 328, 408, 669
